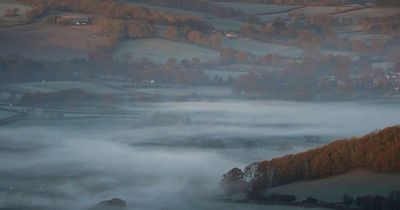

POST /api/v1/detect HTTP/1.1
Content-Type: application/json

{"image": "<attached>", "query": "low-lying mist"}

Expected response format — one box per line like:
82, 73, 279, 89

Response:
0, 100, 399, 210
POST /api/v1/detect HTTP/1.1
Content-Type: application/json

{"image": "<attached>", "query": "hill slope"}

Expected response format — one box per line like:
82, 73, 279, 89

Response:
222, 125, 400, 194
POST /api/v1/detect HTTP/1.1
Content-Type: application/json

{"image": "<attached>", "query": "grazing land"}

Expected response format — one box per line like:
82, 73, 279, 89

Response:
223, 38, 303, 58
0, 23, 110, 60
114, 38, 220, 64
132, 3, 247, 31
215, 3, 297, 15
268, 170, 400, 202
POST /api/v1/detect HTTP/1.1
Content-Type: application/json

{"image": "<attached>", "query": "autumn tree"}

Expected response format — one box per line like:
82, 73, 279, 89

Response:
164, 26, 178, 40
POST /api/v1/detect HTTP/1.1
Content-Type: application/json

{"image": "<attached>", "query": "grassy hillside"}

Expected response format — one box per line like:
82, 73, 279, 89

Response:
222, 126, 400, 195
0, 23, 110, 60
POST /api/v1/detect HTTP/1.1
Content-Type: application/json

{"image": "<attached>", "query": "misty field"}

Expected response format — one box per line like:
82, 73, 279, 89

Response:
0, 100, 400, 210
1, 100, 400, 209
114, 38, 220, 64
0, 110, 14, 119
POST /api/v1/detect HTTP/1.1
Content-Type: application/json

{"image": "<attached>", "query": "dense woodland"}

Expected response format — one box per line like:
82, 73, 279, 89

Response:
221, 126, 400, 195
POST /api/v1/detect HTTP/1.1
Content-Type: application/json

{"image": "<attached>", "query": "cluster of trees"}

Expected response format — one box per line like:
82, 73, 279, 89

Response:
221, 126, 400, 195
162, 26, 224, 50
232, 52, 398, 100
232, 54, 345, 99
0, 54, 210, 86
149, 0, 261, 23
237, 12, 398, 53
94, 17, 154, 42
359, 15, 400, 35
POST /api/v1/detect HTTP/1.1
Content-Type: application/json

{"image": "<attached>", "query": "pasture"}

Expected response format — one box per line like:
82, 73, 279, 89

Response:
114, 38, 220, 64
216, 2, 296, 15
334, 7, 400, 18
223, 38, 303, 58
268, 170, 400, 202
131, 3, 246, 31
0, 23, 110, 61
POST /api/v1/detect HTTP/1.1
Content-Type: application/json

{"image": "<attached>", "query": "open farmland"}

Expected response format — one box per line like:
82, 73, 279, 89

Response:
216, 2, 296, 15
131, 3, 246, 31
268, 170, 400, 202
259, 6, 352, 22
114, 38, 220, 64
259, 13, 290, 22
294, 6, 351, 15
223, 38, 303, 58
0, 23, 110, 61
334, 7, 400, 18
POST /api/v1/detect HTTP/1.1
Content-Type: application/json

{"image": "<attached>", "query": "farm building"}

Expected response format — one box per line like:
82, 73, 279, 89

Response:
225, 31, 239, 39
53, 13, 92, 25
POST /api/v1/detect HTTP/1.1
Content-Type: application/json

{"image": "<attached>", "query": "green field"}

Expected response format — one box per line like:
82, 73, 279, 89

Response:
216, 2, 296, 15
268, 170, 400, 202
223, 38, 303, 58
334, 7, 400, 18
295, 6, 350, 15
114, 38, 220, 64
